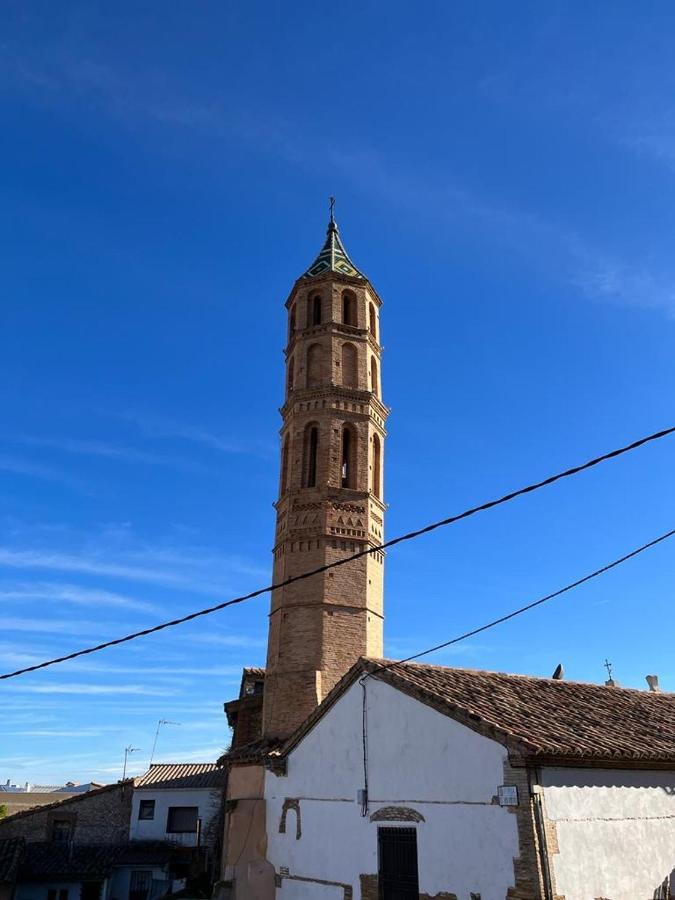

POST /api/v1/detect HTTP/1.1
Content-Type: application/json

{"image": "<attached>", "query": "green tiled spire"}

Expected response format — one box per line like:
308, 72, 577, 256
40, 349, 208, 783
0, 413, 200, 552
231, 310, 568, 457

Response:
302, 204, 365, 279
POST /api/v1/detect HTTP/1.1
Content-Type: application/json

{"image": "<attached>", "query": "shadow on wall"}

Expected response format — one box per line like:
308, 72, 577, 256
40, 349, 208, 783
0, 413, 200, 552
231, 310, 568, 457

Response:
652, 870, 675, 899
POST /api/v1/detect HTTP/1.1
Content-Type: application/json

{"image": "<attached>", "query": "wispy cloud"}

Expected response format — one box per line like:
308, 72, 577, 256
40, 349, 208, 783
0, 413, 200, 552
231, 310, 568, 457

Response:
0, 545, 266, 593
0, 581, 159, 614
6, 435, 211, 474
118, 412, 274, 459
4, 682, 178, 696
0, 455, 86, 491
6, 37, 675, 317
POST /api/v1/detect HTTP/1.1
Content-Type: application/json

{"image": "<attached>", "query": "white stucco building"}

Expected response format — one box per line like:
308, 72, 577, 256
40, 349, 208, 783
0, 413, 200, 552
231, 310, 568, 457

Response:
131, 763, 226, 849
222, 658, 675, 900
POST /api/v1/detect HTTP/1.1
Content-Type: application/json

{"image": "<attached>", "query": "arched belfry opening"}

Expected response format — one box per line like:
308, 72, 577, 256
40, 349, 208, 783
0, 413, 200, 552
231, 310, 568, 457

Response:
341, 342, 358, 388
372, 433, 382, 499
369, 303, 377, 339
303, 423, 319, 488
342, 291, 357, 326
307, 343, 323, 387
341, 425, 357, 489
370, 356, 379, 396
310, 294, 322, 326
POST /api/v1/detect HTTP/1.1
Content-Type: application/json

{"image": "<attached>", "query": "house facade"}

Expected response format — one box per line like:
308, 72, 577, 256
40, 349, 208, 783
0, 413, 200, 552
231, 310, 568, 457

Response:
0, 764, 226, 900
223, 659, 675, 900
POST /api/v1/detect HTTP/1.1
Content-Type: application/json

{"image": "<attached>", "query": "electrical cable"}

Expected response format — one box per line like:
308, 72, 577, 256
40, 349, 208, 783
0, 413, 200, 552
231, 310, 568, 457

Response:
2, 423, 674, 681
365, 525, 675, 678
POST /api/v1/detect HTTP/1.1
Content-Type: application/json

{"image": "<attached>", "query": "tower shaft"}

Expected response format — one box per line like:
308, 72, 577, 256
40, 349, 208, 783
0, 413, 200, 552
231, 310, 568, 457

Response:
263, 222, 388, 739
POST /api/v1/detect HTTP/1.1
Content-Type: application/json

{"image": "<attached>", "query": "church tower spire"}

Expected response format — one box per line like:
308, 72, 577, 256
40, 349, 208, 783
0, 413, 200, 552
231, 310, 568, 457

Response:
263, 205, 388, 739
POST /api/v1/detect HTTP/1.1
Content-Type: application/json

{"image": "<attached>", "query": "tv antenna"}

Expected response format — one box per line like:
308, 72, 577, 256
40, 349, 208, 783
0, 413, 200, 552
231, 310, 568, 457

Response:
149, 719, 181, 766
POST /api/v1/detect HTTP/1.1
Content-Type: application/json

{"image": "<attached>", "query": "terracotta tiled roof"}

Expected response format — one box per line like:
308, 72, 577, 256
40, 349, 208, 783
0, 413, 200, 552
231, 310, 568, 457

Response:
282, 658, 675, 766
0, 837, 24, 881
134, 763, 227, 790
217, 737, 282, 768
20, 843, 121, 879
243, 667, 266, 678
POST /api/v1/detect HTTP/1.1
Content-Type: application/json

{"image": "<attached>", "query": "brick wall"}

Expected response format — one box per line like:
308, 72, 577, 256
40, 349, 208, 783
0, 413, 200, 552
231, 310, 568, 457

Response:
0, 782, 132, 844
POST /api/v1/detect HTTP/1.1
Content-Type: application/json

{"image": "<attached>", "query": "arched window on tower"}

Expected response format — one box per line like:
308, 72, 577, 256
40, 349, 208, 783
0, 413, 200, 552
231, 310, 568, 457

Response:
341, 425, 356, 489
369, 303, 377, 339
287, 356, 294, 393
342, 291, 356, 326
289, 304, 296, 339
280, 435, 289, 495
341, 343, 357, 388
309, 294, 322, 326
372, 433, 381, 499
306, 343, 323, 387
303, 424, 319, 488
370, 356, 379, 396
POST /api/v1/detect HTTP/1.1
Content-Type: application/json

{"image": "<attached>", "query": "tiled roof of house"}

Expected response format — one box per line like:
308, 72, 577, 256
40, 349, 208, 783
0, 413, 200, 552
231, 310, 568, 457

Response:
282, 658, 675, 766
20, 843, 121, 879
243, 667, 266, 678
134, 763, 227, 790
18, 841, 175, 879
0, 837, 24, 881
217, 737, 282, 768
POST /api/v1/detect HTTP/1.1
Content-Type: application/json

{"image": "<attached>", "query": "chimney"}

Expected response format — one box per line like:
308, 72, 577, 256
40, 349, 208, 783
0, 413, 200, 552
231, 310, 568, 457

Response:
646, 674, 660, 693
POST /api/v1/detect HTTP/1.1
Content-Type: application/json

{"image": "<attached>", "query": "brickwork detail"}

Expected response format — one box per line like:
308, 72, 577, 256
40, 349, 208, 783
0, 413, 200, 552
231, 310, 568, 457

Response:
369, 806, 425, 823
278, 798, 301, 839
263, 257, 389, 739
359, 873, 378, 900
502, 761, 547, 900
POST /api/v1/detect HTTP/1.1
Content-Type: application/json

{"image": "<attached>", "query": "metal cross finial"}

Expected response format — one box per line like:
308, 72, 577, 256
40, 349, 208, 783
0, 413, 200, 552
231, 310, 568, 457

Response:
604, 658, 613, 679
329, 196, 336, 223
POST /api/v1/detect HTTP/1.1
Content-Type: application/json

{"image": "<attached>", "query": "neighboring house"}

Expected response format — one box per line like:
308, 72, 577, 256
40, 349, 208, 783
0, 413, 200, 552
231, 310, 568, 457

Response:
0, 764, 227, 900
222, 657, 675, 900
0, 782, 133, 846
0, 782, 133, 900
131, 763, 227, 857
0, 782, 103, 817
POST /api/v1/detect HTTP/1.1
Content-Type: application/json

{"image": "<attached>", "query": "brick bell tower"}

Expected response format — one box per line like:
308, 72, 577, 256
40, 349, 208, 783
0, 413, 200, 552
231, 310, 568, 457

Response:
262, 205, 388, 739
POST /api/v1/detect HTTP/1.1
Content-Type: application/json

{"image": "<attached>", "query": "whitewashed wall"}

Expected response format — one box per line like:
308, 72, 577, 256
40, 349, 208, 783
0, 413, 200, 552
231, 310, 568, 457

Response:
265, 678, 520, 900
542, 766, 675, 900
130, 787, 222, 847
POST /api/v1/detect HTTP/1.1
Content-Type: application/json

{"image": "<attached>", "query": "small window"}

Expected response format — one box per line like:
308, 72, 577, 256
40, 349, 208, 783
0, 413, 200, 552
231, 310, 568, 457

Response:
166, 806, 198, 833
51, 819, 74, 842
138, 799, 155, 820
47, 891, 57, 900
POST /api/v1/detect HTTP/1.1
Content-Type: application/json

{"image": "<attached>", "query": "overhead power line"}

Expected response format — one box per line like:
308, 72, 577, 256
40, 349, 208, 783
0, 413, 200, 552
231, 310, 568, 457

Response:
1, 423, 674, 682
365, 525, 675, 678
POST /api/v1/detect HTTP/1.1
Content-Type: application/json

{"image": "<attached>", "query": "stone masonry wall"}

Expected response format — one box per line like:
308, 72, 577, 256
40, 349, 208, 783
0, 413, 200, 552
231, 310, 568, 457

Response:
0, 782, 133, 844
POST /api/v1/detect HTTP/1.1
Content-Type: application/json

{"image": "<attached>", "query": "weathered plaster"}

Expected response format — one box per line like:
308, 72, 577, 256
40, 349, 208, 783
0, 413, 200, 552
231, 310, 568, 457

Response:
265, 678, 520, 899
542, 766, 675, 900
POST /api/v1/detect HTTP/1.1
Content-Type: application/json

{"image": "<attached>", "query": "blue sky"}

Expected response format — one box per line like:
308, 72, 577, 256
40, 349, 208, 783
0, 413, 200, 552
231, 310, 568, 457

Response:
2, 2, 675, 783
